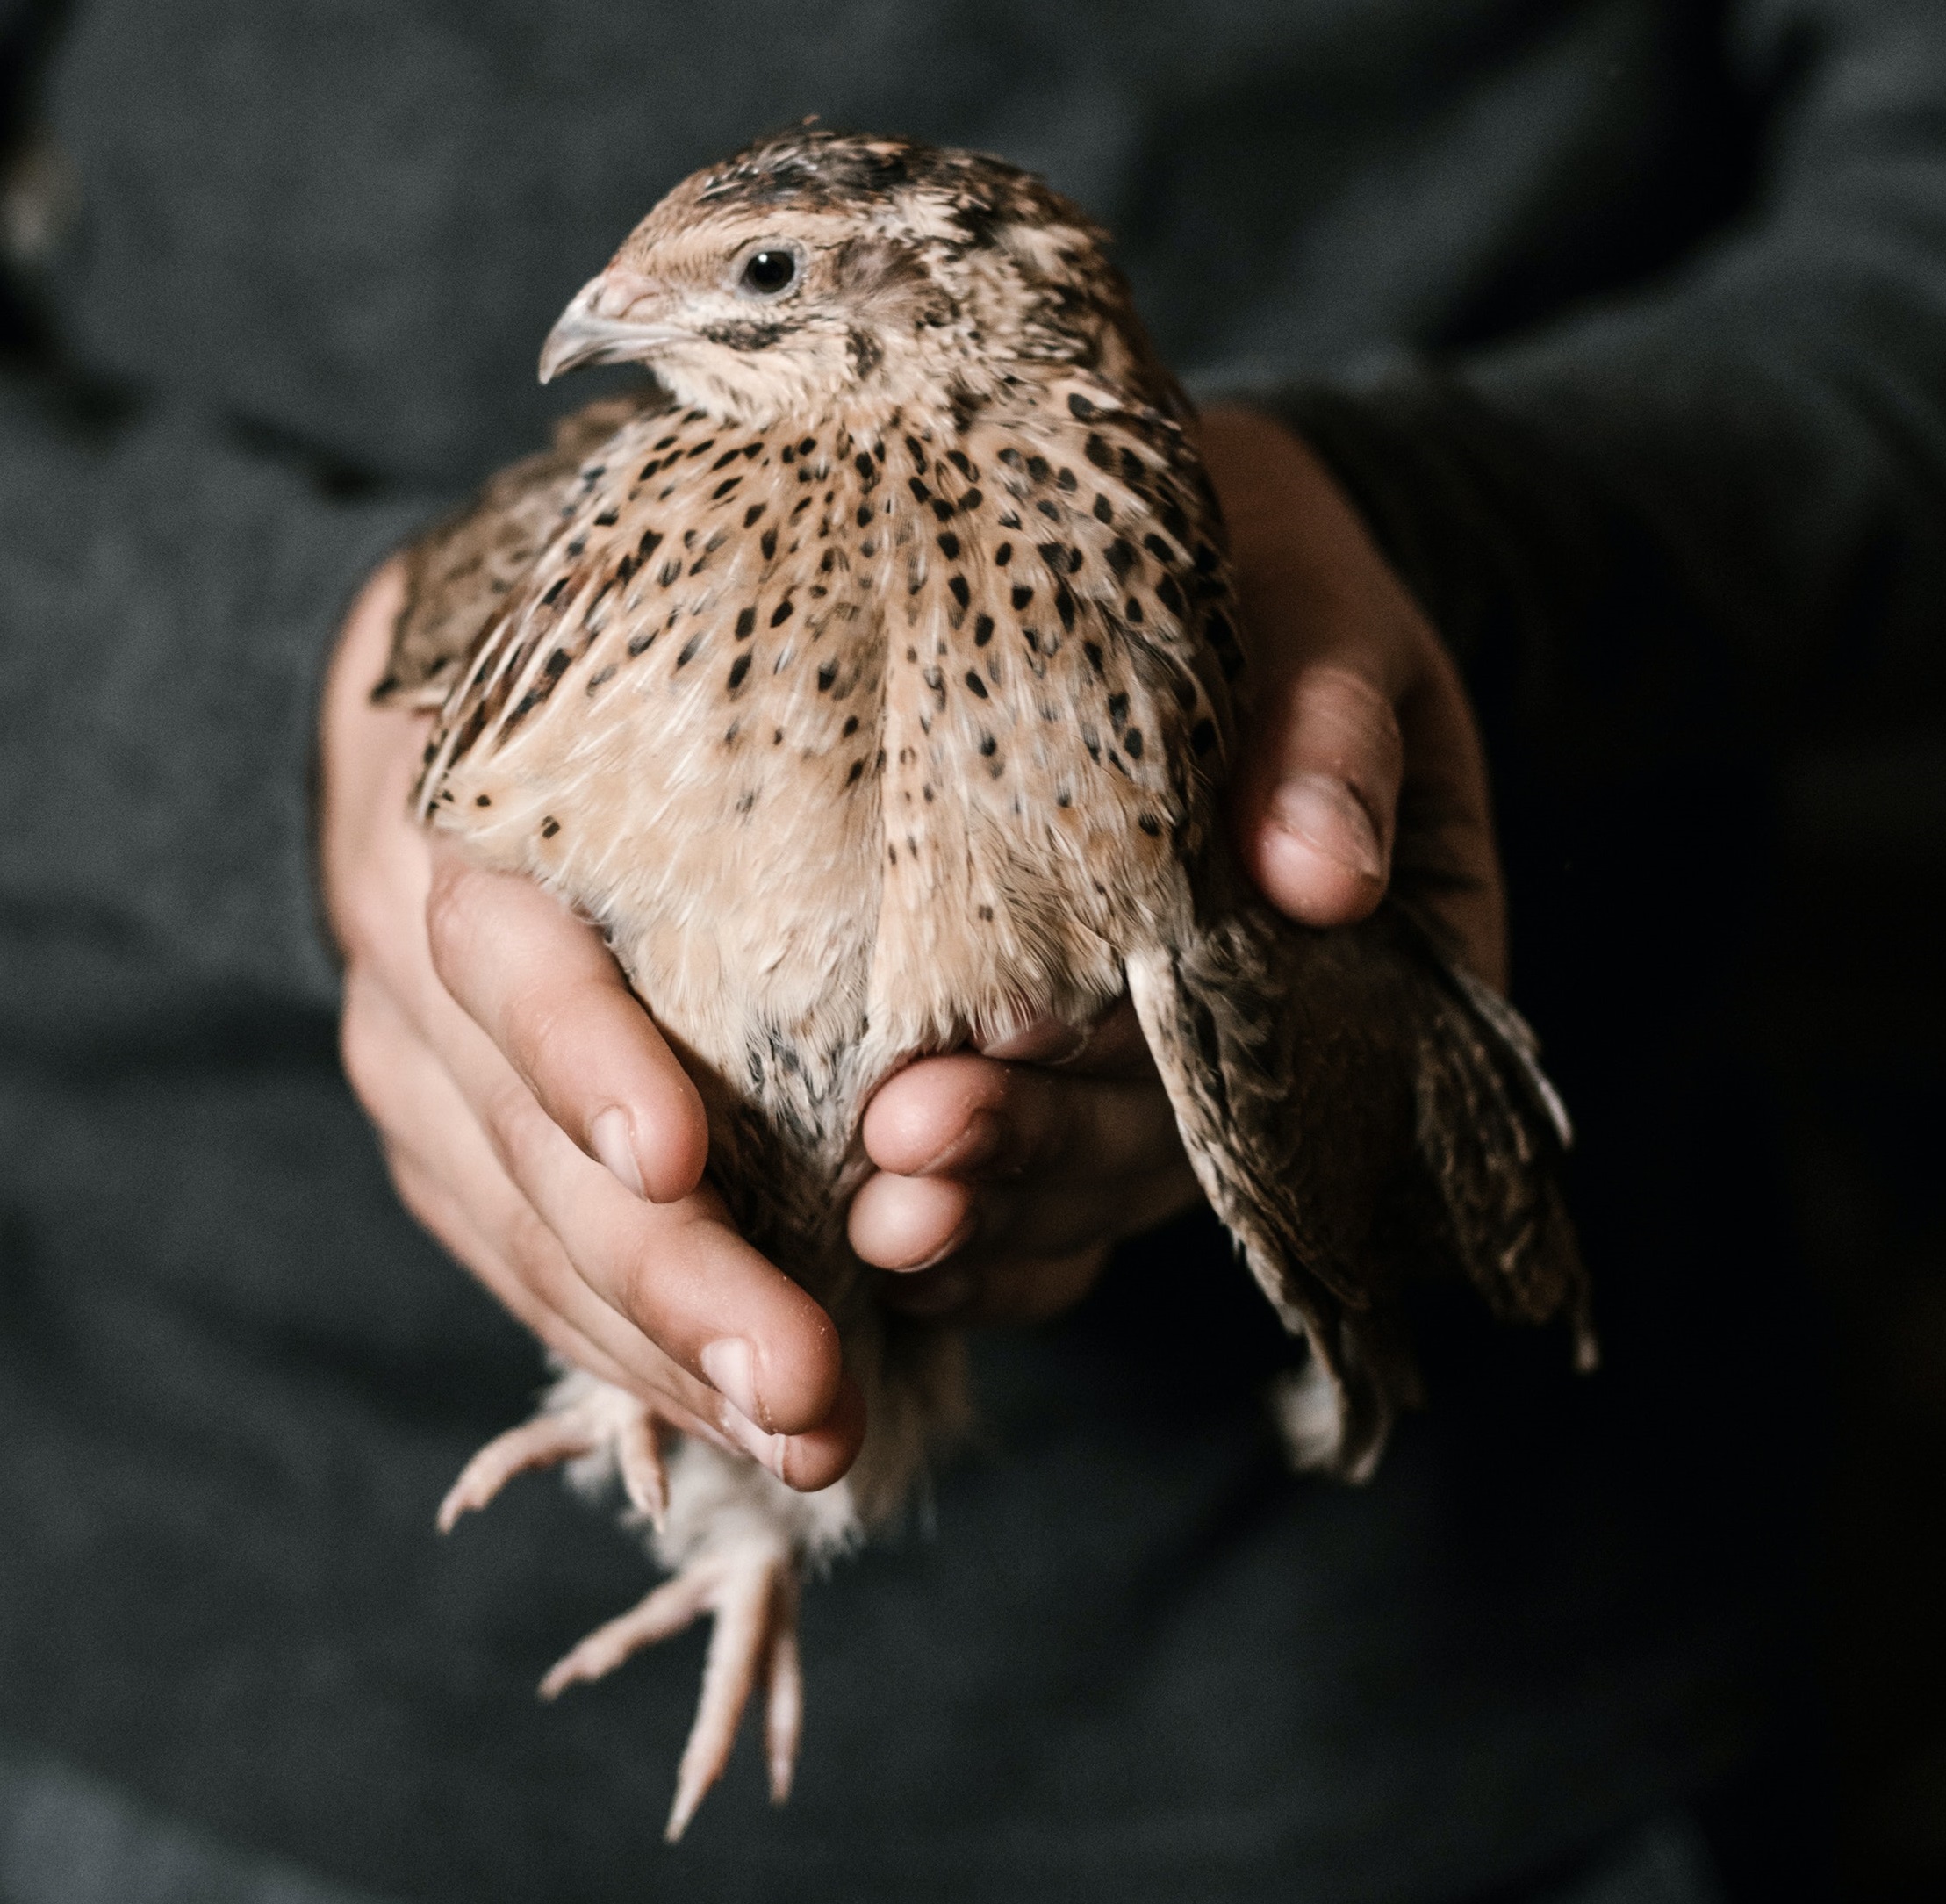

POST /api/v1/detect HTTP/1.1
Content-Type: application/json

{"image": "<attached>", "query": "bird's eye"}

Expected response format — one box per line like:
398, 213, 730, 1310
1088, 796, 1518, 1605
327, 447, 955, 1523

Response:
739, 248, 799, 297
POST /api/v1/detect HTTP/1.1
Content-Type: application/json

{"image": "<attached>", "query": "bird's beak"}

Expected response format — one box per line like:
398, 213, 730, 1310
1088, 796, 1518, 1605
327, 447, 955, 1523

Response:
538, 275, 688, 384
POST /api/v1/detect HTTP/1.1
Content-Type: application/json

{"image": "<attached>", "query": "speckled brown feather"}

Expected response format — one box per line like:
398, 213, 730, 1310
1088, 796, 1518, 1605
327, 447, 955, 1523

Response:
384, 126, 1590, 1824
385, 393, 671, 707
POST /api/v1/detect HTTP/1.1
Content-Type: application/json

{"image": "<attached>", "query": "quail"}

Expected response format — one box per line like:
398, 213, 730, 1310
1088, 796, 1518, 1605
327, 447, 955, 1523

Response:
380, 128, 1592, 1840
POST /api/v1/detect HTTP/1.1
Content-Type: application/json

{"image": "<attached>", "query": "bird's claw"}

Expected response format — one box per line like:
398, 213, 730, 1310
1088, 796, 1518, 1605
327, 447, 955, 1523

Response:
436, 1378, 670, 1534
537, 1535, 801, 1841
440, 1377, 813, 1836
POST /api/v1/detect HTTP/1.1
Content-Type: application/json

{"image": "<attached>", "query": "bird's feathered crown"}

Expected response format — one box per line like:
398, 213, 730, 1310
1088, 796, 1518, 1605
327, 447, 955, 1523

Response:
541, 127, 1182, 428
686, 126, 1105, 248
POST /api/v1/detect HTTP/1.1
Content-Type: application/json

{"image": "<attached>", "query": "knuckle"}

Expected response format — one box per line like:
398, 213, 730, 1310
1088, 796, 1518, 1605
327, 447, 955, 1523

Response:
421, 859, 486, 985
337, 985, 401, 1122
333, 881, 400, 973
477, 1074, 554, 1182
607, 1250, 669, 1341
1302, 664, 1404, 758
420, 897, 465, 987
383, 1149, 444, 1232
500, 1199, 566, 1296
500, 981, 581, 1081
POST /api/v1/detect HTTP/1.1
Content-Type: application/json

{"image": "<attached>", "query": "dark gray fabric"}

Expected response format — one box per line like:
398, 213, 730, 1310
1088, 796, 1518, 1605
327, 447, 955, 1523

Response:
0, 1741, 402, 1904
0, 1740, 1721, 1904
4, 0, 1937, 1899
1528, 1815, 1727, 1904
0, 383, 427, 1029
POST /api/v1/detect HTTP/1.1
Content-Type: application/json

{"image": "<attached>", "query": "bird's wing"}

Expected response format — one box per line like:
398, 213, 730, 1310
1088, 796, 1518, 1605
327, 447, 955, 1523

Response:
1126, 866, 1591, 1482
379, 391, 671, 708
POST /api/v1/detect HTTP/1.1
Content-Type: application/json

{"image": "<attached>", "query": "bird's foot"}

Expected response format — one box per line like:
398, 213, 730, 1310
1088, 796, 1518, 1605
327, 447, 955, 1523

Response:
440, 1381, 840, 1837
539, 1533, 801, 1842
436, 1371, 671, 1534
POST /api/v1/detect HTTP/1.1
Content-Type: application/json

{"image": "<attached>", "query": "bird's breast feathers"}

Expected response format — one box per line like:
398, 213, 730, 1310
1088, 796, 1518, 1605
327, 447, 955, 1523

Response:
420, 384, 1240, 1115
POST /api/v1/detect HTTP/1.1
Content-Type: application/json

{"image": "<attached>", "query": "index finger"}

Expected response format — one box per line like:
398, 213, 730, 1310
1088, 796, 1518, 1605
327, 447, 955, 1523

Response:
425, 839, 711, 1205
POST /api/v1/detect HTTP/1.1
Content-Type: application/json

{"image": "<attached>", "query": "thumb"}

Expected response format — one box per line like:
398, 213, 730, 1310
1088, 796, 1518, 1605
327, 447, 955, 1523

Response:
1196, 406, 1412, 930
1234, 657, 1404, 928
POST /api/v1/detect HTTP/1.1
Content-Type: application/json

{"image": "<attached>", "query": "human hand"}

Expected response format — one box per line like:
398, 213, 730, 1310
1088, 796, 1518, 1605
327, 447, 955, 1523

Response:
320, 559, 863, 1491
854, 403, 1504, 1321
1204, 405, 1504, 988
330, 400, 1501, 1376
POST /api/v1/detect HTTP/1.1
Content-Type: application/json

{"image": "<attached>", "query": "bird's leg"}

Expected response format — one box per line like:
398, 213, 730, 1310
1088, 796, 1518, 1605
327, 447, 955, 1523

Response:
442, 1381, 844, 1836
436, 1369, 671, 1533
537, 1528, 801, 1841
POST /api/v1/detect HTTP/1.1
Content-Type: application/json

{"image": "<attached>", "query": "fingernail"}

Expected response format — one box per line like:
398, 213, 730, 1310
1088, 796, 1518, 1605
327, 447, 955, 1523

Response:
1268, 772, 1384, 881
700, 1337, 763, 1426
722, 1404, 790, 1482
591, 1108, 644, 1197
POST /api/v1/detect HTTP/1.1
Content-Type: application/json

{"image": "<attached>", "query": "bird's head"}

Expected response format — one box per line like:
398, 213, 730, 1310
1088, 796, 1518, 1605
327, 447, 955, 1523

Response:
539, 129, 1167, 428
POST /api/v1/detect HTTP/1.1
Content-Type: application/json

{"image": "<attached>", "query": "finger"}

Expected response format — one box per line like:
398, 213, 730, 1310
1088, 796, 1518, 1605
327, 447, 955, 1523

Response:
849, 1171, 979, 1272
461, 1039, 844, 1435
856, 1112, 1197, 1285
858, 1044, 1181, 1188
346, 972, 856, 1469
1236, 658, 1403, 926
387, 1147, 658, 1408
356, 860, 848, 1438
370, 907, 844, 1436
389, 1139, 858, 1492
1198, 406, 1424, 928
317, 562, 435, 968
426, 839, 709, 1204
384, 1139, 741, 1463
961, 1161, 1200, 1268
347, 974, 733, 1431
854, 1018, 1192, 1278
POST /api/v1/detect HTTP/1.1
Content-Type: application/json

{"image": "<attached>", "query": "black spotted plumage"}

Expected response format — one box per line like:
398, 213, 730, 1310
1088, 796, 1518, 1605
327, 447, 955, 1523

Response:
382, 126, 1590, 1840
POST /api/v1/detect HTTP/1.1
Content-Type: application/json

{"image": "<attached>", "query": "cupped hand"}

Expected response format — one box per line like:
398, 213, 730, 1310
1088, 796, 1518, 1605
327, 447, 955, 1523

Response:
329, 405, 1503, 1405
1207, 406, 1504, 990
855, 403, 1505, 1321
320, 559, 863, 1491
852, 1002, 1202, 1324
